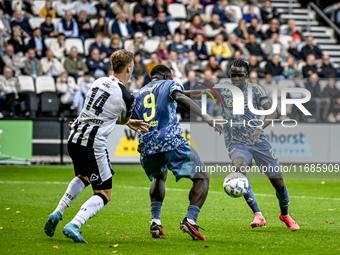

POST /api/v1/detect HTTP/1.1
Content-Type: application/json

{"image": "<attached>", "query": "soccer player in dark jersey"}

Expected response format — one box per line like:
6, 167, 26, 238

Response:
215, 59, 300, 230
133, 65, 223, 241
44, 50, 149, 243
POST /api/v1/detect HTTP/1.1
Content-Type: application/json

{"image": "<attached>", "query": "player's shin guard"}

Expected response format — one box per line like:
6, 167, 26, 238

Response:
56, 177, 90, 214
276, 188, 289, 216
244, 182, 261, 214
70, 193, 108, 228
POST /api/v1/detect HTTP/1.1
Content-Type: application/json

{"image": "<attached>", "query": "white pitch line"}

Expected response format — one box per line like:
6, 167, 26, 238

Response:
0, 181, 340, 201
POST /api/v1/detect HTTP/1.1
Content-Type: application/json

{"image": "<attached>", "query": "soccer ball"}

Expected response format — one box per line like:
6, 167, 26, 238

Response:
223, 172, 250, 198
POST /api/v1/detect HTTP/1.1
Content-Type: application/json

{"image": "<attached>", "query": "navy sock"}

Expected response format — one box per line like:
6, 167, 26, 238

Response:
151, 201, 162, 219
243, 182, 261, 214
186, 205, 200, 222
276, 188, 289, 216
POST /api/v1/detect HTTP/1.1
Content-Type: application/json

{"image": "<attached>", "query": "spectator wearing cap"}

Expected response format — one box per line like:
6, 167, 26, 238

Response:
128, 32, 145, 55
301, 36, 323, 62
26, 28, 47, 59
24, 48, 43, 79
10, 10, 32, 37
77, 10, 94, 41
152, 12, 171, 40
112, 12, 135, 40
58, 11, 79, 38
40, 15, 58, 39
39, 0, 56, 19
76, 0, 97, 17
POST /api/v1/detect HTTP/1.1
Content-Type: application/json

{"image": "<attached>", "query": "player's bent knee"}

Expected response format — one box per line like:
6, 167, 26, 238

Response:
94, 190, 112, 203
78, 176, 90, 187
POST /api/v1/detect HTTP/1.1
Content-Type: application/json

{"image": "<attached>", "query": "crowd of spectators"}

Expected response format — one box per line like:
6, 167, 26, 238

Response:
0, 0, 340, 122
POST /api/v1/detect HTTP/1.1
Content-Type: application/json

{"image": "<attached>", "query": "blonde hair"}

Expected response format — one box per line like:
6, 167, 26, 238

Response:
110, 50, 134, 73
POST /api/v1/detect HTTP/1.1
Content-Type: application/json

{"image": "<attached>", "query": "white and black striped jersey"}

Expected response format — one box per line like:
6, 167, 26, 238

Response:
68, 75, 135, 149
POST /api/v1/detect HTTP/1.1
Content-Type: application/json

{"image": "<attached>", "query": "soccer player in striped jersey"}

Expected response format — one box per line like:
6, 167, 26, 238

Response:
215, 60, 300, 230
133, 65, 223, 241
44, 50, 149, 243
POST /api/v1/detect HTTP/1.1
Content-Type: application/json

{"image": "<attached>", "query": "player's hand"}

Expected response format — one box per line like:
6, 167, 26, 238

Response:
251, 128, 262, 145
68, 118, 76, 127
127, 119, 150, 135
203, 114, 223, 135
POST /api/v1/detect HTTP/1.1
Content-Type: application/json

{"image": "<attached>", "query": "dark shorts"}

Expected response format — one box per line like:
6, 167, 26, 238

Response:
140, 141, 204, 181
68, 142, 114, 190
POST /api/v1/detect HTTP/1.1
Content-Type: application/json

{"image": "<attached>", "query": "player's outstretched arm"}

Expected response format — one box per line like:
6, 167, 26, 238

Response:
251, 101, 278, 145
172, 91, 223, 135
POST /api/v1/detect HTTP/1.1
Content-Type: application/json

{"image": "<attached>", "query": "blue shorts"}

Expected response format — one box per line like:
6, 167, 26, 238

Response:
140, 141, 204, 181
229, 140, 281, 177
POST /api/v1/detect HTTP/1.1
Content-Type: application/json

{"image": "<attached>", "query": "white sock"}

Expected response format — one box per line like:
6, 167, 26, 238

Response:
55, 177, 86, 214
70, 195, 105, 228
152, 218, 161, 225
187, 218, 196, 225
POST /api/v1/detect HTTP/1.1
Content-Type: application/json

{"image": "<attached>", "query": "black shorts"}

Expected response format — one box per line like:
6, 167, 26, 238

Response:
68, 142, 114, 190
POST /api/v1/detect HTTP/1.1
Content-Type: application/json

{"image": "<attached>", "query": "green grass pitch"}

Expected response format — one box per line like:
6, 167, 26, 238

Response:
0, 165, 339, 255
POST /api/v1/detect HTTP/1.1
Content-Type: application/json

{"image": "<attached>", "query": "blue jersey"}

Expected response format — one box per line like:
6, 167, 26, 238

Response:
133, 80, 186, 156
215, 81, 271, 149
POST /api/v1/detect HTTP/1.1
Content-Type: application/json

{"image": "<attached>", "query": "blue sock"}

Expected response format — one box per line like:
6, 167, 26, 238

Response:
186, 205, 200, 222
151, 201, 162, 219
243, 182, 261, 214
276, 188, 289, 216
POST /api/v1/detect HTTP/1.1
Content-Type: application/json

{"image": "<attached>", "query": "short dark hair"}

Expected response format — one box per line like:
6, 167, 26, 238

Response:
150, 65, 172, 80
228, 59, 251, 75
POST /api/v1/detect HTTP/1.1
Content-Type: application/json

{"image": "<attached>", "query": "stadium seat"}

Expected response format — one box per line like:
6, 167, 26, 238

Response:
168, 3, 187, 20
225, 23, 238, 34
130, 2, 138, 14
11, 0, 19, 11
36, 76, 56, 94
108, 20, 115, 36
185, 39, 194, 49
259, 61, 267, 70
261, 24, 269, 33
221, 60, 229, 73
319, 79, 328, 92
36, 76, 59, 113
277, 79, 294, 89
18, 75, 35, 92
44, 38, 57, 50
51, 18, 61, 30
297, 62, 306, 72
143, 58, 151, 66
336, 81, 340, 90
226, 5, 243, 20
68, 76, 76, 85
89, 19, 98, 28
29, 17, 45, 29
65, 38, 84, 55
34, 1, 46, 14
124, 39, 134, 51
242, 5, 262, 21
168, 21, 180, 35
84, 38, 96, 56
205, 41, 213, 55
205, 4, 215, 17
201, 60, 208, 68
144, 39, 160, 53
24, 37, 31, 46
102, 38, 111, 48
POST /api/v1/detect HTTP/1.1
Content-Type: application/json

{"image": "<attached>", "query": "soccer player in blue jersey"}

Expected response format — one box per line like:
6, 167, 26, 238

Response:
215, 59, 300, 230
133, 65, 223, 241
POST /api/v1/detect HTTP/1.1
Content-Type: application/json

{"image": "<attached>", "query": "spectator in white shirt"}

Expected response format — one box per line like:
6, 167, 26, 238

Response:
56, 0, 76, 17
57, 11, 79, 38
50, 33, 66, 60
41, 50, 65, 80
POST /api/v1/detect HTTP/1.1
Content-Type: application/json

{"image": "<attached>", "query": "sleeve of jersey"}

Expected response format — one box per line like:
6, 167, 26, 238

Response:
169, 81, 184, 100
255, 85, 271, 107
119, 84, 135, 118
